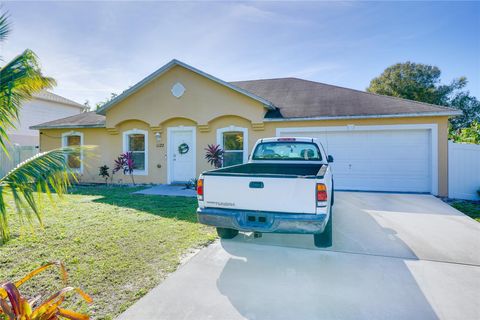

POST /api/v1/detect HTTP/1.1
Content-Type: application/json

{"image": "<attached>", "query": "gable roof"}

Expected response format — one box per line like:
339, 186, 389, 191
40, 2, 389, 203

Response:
231, 78, 461, 120
33, 90, 86, 109
96, 59, 277, 115
30, 111, 105, 130
31, 66, 462, 130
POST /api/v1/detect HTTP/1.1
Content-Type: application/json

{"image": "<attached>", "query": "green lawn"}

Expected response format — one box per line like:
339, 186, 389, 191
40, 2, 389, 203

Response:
0, 186, 215, 319
451, 200, 480, 222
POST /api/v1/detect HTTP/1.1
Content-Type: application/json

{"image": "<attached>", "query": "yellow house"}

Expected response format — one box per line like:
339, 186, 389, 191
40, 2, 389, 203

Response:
31, 60, 461, 196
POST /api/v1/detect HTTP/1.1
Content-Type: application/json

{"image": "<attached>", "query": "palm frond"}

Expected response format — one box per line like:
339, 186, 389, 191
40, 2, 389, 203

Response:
0, 11, 11, 43
0, 49, 56, 153
0, 147, 84, 242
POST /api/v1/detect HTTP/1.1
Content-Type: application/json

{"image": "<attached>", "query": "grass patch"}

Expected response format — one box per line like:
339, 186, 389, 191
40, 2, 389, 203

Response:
450, 200, 480, 222
0, 186, 216, 319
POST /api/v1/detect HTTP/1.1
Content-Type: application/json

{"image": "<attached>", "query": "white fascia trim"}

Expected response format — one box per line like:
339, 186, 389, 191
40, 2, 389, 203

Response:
31, 124, 105, 130
276, 123, 439, 196
216, 126, 249, 164
96, 59, 276, 115
122, 129, 149, 176
167, 126, 197, 184
264, 111, 462, 122
61, 131, 84, 174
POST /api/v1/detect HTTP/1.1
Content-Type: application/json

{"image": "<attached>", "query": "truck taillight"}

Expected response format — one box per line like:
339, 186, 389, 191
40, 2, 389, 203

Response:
316, 183, 327, 207
197, 179, 204, 201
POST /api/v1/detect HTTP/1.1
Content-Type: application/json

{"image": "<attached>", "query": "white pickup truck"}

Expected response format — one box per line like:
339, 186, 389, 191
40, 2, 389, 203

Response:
197, 137, 334, 247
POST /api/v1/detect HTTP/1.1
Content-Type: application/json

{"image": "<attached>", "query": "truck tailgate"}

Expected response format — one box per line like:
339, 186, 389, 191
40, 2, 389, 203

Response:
203, 175, 318, 214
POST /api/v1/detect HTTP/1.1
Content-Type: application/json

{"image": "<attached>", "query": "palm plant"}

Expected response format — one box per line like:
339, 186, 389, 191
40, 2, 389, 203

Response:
0, 11, 77, 242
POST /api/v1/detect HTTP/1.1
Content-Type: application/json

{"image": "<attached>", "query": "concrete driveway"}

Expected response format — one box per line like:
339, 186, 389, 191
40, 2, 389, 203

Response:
118, 192, 480, 320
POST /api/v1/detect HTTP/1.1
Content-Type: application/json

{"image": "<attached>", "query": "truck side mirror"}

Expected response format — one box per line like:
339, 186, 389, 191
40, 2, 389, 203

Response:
327, 155, 334, 163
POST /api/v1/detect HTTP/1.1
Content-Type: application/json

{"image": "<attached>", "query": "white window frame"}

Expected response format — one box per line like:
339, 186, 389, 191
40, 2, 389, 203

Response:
216, 126, 248, 166
123, 129, 148, 175
62, 131, 84, 174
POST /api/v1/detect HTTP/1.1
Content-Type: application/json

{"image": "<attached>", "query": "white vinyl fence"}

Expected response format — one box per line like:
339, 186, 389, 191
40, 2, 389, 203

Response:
0, 145, 38, 178
448, 141, 480, 200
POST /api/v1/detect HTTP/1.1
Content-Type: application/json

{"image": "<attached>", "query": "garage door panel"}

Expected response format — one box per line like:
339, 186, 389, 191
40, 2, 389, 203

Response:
280, 128, 432, 193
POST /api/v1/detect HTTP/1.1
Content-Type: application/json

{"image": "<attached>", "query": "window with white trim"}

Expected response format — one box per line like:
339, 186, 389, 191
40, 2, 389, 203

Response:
123, 129, 148, 174
62, 131, 83, 173
217, 127, 248, 167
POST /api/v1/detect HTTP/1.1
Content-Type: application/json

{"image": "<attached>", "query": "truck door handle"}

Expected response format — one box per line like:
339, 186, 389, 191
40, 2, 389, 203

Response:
249, 181, 264, 189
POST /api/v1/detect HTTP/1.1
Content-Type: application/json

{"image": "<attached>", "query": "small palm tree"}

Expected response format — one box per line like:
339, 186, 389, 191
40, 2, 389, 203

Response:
0, 11, 76, 242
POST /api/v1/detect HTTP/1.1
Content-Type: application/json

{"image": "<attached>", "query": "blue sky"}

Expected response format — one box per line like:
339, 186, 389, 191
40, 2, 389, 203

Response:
2, 1, 479, 105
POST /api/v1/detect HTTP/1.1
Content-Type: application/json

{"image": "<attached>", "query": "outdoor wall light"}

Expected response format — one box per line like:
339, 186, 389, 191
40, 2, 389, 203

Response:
155, 132, 161, 142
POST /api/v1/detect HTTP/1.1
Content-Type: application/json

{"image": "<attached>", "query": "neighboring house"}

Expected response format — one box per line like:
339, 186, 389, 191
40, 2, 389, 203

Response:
31, 59, 461, 196
8, 90, 86, 146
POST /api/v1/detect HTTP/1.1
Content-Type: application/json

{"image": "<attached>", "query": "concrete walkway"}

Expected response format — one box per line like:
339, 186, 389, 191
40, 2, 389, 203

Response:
118, 192, 480, 320
134, 184, 196, 197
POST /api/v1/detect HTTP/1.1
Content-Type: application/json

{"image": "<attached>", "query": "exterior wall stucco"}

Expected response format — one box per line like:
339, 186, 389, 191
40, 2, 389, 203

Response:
37, 64, 450, 196
40, 115, 450, 196
105, 65, 266, 129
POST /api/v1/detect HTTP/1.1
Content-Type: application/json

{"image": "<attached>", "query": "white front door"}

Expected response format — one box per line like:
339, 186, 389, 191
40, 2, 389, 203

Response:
169, 127, 196, 183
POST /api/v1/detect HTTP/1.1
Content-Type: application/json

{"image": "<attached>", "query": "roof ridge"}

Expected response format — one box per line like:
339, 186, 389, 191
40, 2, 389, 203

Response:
96, 59, 277, 115
232, 77, 458, 111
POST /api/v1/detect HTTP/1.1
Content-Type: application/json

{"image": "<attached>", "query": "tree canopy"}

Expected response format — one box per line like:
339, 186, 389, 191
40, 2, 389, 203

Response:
367, 62, 480, 129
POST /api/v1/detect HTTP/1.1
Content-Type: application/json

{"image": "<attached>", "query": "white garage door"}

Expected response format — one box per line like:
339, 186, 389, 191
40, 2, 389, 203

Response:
278, 127, 433, 193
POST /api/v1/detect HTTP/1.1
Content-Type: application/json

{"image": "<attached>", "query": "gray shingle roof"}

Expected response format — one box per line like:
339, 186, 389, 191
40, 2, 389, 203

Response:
231, 78, 460, 119
30, 111, 105, 129
31, 76, 461, 129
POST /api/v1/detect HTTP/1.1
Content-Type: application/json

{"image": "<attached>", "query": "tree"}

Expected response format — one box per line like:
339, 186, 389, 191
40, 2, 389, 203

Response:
448, 91, 480, 130
449, 121, 480, 144
95, 92, 118, 110
0, 11, 77, 241
367, 62, 480, 129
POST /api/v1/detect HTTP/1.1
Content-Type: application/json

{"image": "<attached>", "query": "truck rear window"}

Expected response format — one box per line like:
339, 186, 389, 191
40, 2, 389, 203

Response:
252, 142, 322, 161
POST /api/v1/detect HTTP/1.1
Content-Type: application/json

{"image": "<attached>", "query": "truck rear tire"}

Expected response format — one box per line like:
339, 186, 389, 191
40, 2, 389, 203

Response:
313, 207, 333, 248
216, 227, 239, 239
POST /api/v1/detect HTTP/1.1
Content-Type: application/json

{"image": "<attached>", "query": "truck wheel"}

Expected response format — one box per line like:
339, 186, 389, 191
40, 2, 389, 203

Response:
314, 207, 333, 248
216, 227, 239, 239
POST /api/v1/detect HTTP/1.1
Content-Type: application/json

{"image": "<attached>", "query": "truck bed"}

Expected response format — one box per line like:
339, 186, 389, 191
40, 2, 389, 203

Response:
203, 163, 326, 178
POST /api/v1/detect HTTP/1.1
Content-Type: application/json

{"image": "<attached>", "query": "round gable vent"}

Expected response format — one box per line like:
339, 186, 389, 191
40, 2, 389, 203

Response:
171, 82, 185, 98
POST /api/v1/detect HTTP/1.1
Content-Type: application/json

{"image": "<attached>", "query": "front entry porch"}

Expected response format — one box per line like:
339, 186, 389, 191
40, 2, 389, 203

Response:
134, 184, 196, 197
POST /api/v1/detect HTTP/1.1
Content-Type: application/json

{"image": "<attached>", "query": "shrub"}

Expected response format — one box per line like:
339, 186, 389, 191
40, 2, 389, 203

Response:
0, 261, 92, 320
113, 152, 135, 185
449, 121, 480, 144
185, 178, 198, 190
99, 165, 110, 185
205, 144, 223, 168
